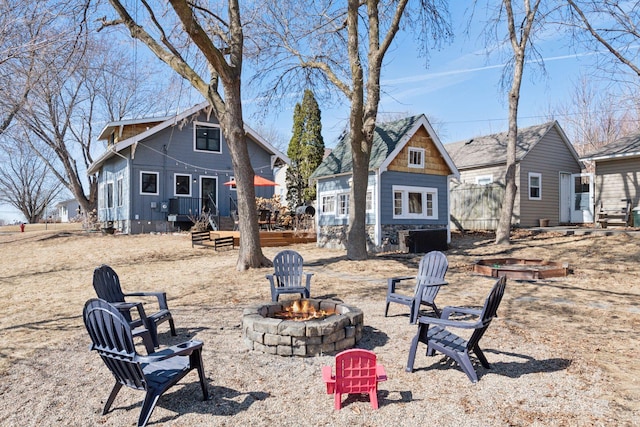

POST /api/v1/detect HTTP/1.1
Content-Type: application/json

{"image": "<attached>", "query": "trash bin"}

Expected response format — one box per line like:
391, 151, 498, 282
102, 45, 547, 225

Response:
633, 207, 640, 227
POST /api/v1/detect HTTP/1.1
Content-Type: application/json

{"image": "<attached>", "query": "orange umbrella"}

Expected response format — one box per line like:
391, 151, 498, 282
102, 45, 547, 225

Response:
223, 175, 278, 186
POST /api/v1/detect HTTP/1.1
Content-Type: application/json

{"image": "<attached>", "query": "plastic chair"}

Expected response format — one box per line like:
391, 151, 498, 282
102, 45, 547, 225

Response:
266, 250, 312, 301
322, 349, 387, 410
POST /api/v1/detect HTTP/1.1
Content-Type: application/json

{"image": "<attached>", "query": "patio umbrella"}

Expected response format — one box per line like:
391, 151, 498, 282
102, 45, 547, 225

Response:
223, 175, 278, 186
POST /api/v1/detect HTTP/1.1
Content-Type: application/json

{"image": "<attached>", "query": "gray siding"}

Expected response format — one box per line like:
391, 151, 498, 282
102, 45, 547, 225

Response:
97, 153, 130, 232
316, 174, 376, 226
595, 157, 640, 208
519, 130, 581, 227
457, 164, 507, 185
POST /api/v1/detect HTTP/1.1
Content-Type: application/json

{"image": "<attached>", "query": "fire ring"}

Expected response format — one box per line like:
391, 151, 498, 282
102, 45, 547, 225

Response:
473, 258, 569, 280
242, 299, 364, 357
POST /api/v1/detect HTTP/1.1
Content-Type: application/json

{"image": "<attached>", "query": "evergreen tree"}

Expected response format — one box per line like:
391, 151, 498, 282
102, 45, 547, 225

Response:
286, 89, 325, 208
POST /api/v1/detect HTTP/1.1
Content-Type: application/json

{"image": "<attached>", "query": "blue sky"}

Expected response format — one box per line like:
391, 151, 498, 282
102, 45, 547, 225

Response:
245, 3, 626, 147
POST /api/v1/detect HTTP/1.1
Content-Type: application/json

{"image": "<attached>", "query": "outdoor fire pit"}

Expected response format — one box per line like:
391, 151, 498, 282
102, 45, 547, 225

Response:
242, 299, 363, 356
474, 258, 569, 280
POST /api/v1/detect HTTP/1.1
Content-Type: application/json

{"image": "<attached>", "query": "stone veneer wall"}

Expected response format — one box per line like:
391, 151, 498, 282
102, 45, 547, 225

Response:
317, 224, 447, 252
242, 299, 364, 357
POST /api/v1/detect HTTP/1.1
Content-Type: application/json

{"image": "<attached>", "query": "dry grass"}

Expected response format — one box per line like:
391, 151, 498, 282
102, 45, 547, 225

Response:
0, 227, 638, 426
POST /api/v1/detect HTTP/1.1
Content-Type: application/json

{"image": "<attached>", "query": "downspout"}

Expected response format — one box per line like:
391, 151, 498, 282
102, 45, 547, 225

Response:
446, 176, 451, 244
375, 169, 381, 247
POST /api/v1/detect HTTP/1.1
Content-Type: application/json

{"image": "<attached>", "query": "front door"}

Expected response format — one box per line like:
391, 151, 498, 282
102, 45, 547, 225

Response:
570, 173, 594, 223
200, 177, 217, 215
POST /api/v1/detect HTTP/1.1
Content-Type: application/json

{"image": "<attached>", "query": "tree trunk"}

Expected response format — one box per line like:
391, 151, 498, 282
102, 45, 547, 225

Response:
215, 81, 270, 270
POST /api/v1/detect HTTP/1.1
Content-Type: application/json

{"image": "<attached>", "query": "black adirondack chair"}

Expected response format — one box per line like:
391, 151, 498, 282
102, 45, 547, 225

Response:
385, 251, 449, 323
266, 250, 312, 301
406, 275, 507, 383
93, 264, 176, 348
83, 299, 208, 427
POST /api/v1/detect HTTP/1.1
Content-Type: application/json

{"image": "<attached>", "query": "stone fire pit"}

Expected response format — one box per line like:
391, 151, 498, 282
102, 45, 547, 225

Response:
242, 299, 363, 357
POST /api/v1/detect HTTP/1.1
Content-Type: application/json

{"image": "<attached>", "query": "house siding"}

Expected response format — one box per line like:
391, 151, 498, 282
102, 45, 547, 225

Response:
316, 174, 376, 227
519, 130, 581, 227
594, 157, 640, 208
97, 153, 130, 233
387, 127, 450, 176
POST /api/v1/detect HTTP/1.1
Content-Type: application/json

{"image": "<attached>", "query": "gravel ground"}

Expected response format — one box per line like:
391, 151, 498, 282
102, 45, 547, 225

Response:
0, 229, 638, 426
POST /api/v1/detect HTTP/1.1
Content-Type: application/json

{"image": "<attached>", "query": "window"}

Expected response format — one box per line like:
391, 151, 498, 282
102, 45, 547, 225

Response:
106, 182, 114, 208
174, 174, 191, 196
392, 185, 438, 219
529, 172, 542, 200
321, 194, 336, 215
194, 124, 221, 152
408, 147, 425, 168
140, 171, 159, 195
475, 175, 493, 185
229, 176, 236, 191
365, 191, 373, 212
337, 193, 349, 217
116, 178, 123, 207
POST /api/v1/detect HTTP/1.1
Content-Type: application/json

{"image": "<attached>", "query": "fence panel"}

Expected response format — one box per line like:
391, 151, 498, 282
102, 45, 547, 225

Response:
449, 183, 504, 231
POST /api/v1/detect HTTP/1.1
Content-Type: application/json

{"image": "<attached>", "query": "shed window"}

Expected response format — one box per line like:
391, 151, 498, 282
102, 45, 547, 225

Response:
408, 147, 424, 168
392, 185, 437, 219
321, 194, 336, 215
529, 172, 542, 200
337, 193, 349, 217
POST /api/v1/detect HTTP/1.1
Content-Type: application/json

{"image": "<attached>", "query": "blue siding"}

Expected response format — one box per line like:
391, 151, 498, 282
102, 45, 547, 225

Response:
380, 171, 449, 226
317, 174, 377, 226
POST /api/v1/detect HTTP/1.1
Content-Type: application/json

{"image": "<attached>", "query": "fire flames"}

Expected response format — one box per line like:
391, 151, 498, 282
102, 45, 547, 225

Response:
274, 300, 336, 321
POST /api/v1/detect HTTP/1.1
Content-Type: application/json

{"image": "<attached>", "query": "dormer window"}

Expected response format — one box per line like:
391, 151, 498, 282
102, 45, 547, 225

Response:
408, 147, 424, 168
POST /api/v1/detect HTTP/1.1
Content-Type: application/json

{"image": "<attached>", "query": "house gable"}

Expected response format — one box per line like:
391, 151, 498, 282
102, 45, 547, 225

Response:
386, 126, 451, 176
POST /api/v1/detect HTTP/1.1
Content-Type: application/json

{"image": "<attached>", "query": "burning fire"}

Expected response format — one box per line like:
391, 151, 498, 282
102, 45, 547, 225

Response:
274, 300, 336, 321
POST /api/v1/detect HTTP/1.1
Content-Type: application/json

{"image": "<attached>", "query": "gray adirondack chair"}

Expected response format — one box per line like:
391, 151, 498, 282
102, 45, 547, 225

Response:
384, 251, 449, 323
266, 250, 312, 301
83, 299, 208, 427
405, 275, 507, 383
93, 264, 176, 348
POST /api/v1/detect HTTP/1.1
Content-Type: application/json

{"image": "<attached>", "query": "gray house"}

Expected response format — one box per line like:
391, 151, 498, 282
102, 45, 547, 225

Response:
581, 131, 640, 220
87, 102, 289, 234
310, 115, 459, 252
446, 121, 586, 229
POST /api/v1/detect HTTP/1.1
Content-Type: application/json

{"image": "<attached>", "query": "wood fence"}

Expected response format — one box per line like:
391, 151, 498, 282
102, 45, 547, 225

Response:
449, 183, 504, 231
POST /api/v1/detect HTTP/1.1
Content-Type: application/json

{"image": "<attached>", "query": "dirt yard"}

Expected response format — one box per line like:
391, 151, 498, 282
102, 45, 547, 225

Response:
0, 227, 638, 426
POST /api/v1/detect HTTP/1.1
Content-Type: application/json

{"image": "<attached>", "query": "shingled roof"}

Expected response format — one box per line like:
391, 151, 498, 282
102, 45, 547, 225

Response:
310, 114, 457, 179
446, 121, 563, 169
582, 130, 640, 161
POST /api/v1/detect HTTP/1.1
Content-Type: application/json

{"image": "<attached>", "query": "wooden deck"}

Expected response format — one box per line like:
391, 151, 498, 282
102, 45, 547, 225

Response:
211, 230, 316, 247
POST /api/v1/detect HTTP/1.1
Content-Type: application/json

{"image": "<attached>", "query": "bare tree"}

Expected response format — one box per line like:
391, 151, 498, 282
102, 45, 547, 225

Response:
250, 0, 452, 259
0, 133, 63, 223
564, 0, 640, 78
102, 0, 270, 270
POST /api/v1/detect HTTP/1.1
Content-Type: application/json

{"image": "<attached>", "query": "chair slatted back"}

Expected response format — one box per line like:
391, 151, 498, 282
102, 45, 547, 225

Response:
93, 265, 130, 321
467, 276, 507, 351
273, 250, 304, 288
83, 299, 146, 391
334, 349, 378, 394
415, 251, 449, 302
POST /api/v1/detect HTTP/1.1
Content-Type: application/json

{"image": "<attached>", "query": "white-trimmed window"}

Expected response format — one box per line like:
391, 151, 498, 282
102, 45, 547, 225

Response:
408, 147, 425, 168
194, 123, 222, 153
392, 185, 438, 219
365, 190, 373, 212
106, 182, 114, 208
174, 173, 192, 196
529, 172, 542, 200
321, 194, 336, 215
475, 175, 493, 185
337, 193, 349, 217
229, 176, 236, 191
116, 178, 123, 207
140, 171, 159, 195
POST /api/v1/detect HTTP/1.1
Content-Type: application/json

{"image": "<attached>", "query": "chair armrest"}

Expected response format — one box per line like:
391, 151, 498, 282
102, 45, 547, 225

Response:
125, 291, 169, 310
266, 274, 276, 287
441, 305, 482, 320
137, 340, 204, 363
416, 315, 483, 330
322, 365, 335, 394
387, 276, 415, 293
304, 272, 313, 289
112, 301, 148, 326
376, 364, 387, 382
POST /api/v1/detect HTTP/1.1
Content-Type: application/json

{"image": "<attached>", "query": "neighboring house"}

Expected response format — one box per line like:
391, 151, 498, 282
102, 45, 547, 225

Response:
581, 131, 640, 216
310, 115, 459, 252
446, 121, 586, 230
56, 198, 81, 222
87, 102, 289, 234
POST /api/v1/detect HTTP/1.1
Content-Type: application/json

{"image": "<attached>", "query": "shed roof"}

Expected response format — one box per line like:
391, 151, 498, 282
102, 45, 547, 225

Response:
310, 114, 458, 179
446, 121, 578, 169
581, 131, 640, 161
